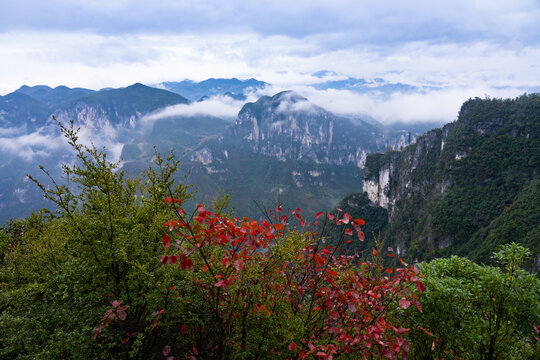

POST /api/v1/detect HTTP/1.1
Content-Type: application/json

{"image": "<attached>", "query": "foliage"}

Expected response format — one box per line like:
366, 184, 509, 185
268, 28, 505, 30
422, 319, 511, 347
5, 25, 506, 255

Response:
105, 199, 425, 359
326, 192, 389, 256
468, 176, 540, 268
359, 94, 540, 264
0, 122, 193, 359
405, 243, 540, 360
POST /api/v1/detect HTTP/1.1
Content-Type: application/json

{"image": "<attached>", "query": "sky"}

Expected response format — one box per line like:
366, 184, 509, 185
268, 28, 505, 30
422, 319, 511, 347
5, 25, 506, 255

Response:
1, 0, 540, 123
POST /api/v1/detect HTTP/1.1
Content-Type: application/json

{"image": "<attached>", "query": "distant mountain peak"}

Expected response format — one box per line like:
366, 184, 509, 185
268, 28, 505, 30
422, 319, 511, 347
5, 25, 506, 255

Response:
157, 77, 267, 101
126, 82, 147, 89
270, 90, 307, 104
246, 90, 316, 116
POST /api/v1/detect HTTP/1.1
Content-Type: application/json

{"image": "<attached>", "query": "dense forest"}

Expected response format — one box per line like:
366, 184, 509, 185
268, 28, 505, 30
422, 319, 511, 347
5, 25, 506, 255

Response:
338, 95, 540, 272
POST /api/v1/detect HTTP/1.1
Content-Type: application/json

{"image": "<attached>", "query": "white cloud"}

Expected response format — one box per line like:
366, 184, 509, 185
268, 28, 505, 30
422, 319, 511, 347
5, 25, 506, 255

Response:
291, 85, 531, 124
0, 125, 26, 136
141, 94, 255, 127
0, 31, 538, 96
0, 129, 65, 161
0, 15, 538, 126
0, 121, 126, 163
275, 92, 318, 115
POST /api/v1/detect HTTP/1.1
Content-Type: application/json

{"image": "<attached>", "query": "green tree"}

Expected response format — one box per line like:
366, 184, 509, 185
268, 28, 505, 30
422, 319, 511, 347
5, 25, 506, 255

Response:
406, 243, 540, 360
0, 122, 192, 359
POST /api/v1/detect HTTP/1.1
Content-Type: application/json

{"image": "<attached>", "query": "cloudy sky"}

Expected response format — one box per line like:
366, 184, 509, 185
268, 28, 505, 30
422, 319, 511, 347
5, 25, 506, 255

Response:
1, 0, 539, 122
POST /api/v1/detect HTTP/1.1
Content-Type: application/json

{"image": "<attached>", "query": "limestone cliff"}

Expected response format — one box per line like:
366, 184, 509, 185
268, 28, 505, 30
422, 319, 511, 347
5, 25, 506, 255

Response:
360, 94, 540, 266
230, 91, 415, 168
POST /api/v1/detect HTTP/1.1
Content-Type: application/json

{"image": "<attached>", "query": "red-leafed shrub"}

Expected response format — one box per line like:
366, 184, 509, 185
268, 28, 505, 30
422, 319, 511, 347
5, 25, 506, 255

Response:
101, 198, 425, 360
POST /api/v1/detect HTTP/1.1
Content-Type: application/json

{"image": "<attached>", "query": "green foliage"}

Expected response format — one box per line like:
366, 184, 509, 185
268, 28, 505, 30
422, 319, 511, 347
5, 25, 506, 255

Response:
468, 177, 540, 268
405, 243, 540, 360
0, 122, 193, 359
360, 94, 540, 264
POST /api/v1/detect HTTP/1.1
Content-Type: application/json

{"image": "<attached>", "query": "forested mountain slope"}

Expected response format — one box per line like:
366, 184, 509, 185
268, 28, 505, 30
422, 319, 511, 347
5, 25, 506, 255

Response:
340, 94, 539, 268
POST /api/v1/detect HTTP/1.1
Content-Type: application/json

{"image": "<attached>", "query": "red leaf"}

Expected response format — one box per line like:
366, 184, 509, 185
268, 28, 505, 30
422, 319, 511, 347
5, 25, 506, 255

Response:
373, 249, 379, 256
344, 228, 353, 236
193, 346, 199, 355
416, 282, 426, 293
327, 213, 334, 220
289, 342, 297, 351
315, 211, 324, 219
399, 297, 411, 309
163, 345, 171, 356
94, 326, 102, 339
357, 231, 365, 242
329, 310, 339, 320
112, 300, 121, 308
234, 258, 244, 271
169, 255, 178, 266
164, 196, 173, 204
280, 215, 288, 225
182, 324, 187, 335
276, 205, 282, 212
162, 233, 171, 249
273, 223, 284, 231
353, 218, 366, 226
197, 206, 207, 217
116, 308, 127, 321
420, 326, 433, 336
325, 269, 338, 277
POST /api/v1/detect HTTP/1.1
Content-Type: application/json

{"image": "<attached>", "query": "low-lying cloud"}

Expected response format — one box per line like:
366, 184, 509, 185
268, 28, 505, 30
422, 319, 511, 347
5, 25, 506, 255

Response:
0, 129, 65, 162
0, 121, 126, 163
292, 85, 532, 124
141, 95, 255, 128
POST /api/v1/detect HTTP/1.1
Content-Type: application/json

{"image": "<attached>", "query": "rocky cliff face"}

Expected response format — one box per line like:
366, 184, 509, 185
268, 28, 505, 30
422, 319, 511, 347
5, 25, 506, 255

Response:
54, 83, 189, 132
230, 91, 414, 168
360, 94, 540, 266
55, 102, 140, 131
362, 127, 446, 217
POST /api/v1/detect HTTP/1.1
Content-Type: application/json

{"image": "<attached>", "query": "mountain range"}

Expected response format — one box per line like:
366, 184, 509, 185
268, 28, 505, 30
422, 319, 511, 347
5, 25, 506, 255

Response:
0, 78, 428, 223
